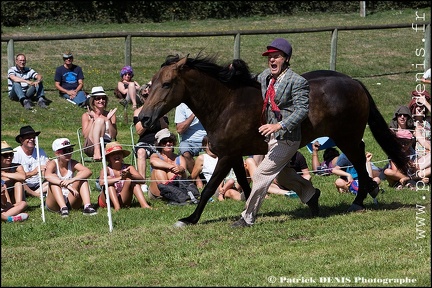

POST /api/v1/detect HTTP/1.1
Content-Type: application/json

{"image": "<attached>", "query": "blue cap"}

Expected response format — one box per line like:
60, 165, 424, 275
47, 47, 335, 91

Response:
262, 38, 292, 57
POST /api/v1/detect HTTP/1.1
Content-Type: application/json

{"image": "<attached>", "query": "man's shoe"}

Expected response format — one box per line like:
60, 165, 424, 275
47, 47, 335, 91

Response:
38, 98, 47, 108
23, 99, 33, 110
306, 188, 321, 217
82, 206, 97, 216
231, 217, 252, 228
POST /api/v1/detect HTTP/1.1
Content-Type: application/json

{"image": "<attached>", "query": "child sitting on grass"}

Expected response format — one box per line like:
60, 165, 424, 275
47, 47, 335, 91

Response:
98, 142, 152, 211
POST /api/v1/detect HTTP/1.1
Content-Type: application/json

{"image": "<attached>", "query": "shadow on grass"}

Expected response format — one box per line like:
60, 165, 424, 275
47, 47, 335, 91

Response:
197, 201, 418, 226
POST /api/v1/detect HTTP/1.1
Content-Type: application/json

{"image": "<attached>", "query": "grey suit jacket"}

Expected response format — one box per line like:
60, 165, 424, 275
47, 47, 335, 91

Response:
257, 68, 310, 141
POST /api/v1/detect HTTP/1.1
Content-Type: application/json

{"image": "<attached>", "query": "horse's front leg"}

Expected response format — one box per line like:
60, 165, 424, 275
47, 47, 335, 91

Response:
174, 156, 232, 227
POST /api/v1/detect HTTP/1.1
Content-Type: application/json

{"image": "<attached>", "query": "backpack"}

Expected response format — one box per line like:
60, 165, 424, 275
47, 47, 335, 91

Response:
157, 177, 200, 204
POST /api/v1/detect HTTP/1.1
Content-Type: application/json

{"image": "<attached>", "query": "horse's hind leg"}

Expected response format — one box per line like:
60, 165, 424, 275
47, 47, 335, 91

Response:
175, 156, 232, 227
340, 140, 378, 211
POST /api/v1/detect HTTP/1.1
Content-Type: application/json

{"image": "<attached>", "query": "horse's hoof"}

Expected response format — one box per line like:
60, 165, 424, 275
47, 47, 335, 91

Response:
347, 203, 366, 213
173, 217, 196, 228
173, 220, 188, 228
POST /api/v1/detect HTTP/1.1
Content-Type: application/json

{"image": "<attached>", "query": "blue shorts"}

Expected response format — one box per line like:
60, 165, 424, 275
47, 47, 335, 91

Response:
178, 141, 202, 156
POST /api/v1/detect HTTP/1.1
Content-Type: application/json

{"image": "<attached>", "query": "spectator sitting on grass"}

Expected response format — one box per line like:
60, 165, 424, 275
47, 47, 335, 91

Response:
44, 138, 97, 217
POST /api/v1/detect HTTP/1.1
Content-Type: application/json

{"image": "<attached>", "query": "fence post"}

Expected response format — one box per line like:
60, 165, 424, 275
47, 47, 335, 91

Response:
330, 28, 338, 71
234, 33, 241, 59
125, 35, 132, 67
360, 1, 366, 17
7, 39, 15, 68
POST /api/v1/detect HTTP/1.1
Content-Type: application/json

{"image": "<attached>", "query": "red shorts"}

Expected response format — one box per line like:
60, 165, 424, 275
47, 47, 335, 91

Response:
98, 194, 107, 208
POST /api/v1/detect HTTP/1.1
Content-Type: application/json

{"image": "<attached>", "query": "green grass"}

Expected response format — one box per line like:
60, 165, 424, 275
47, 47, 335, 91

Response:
1, 8, 431, 287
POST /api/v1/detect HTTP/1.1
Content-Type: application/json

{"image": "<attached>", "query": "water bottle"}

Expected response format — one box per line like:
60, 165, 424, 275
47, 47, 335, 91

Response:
188, 191, 199, 204
284, 191, 299, 198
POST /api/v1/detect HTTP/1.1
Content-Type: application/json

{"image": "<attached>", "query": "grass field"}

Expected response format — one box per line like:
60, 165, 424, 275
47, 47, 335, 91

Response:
1, 7, 431, 287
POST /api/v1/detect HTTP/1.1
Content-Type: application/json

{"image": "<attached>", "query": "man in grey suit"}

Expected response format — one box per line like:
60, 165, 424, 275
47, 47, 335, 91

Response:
232, 38, 321, 227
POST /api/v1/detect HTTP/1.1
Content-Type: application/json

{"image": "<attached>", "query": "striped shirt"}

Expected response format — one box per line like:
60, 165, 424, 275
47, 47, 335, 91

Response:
7, 66, 39, 95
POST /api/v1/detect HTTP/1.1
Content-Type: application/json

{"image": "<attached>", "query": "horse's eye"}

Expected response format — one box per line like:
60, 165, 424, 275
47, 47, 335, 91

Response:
162, 82, 171, 88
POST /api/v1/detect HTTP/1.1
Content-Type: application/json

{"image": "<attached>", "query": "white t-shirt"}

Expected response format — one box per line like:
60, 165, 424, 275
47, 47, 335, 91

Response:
174, 103, 207, 143
202, 154, 218, 183
423, 68, 431, 80
13, 146, 49, 187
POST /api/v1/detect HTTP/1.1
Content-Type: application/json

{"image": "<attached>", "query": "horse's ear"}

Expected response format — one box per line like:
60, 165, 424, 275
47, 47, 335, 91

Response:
177, 56, 188, 69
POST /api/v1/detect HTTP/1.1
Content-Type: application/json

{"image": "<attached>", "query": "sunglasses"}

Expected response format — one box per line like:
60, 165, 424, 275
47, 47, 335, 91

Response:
123, 73, 132, 76
63, 57, 73, 61
1, 153, 14, 158
398, 114, 409, 118
94, 96, 107, 101
60, 147, 74, 154
160, 138, 174, 145
22, 134, 37, 140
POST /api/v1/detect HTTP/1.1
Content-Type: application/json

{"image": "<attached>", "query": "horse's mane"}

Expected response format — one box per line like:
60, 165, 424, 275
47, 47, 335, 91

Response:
162, 54, 259, 88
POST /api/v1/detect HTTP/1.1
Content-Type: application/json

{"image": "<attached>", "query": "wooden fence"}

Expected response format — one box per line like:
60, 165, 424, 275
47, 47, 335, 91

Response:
2, 22, 431, 71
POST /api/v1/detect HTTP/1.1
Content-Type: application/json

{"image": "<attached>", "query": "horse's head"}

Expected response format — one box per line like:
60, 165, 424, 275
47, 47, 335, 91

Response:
138, 56, 188, 128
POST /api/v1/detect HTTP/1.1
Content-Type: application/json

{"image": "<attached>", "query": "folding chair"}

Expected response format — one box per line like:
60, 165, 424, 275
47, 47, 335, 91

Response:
77, 127, 86, 164
76, 127, 94, 194
76, 127, 95, 164
130, 123, 137, 168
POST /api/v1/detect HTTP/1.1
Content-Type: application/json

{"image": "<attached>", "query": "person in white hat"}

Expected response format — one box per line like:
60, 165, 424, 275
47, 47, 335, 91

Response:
81, 86, 118, 162
97, 142, 151, 211
44, 138, 97, 217
148, 128, 188, 199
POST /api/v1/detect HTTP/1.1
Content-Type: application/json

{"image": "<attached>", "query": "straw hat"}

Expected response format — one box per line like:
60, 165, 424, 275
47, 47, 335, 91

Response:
90, 86, 107, 97
105, 142, 130, 158
1, 141, 15, 154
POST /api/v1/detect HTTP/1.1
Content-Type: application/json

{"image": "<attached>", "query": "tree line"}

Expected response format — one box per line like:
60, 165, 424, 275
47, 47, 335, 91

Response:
1, 1, 430, 27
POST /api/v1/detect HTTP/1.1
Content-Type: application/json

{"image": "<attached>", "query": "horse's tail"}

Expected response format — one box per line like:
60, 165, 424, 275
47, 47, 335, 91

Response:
355, 79, 410, 173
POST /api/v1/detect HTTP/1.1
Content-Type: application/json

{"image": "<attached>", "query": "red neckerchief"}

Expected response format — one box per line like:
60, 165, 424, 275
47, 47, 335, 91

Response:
261, 77, 281, 124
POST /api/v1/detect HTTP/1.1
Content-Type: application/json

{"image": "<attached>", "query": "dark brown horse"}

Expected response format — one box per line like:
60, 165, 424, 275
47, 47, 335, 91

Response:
138, 54, 409, 227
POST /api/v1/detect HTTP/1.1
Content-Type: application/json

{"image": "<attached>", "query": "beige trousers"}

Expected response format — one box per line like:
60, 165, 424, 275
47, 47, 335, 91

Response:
241, 137, 315, 225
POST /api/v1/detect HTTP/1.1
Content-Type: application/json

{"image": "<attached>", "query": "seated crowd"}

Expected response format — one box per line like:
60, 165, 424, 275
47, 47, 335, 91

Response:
4, 52, 431, 222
